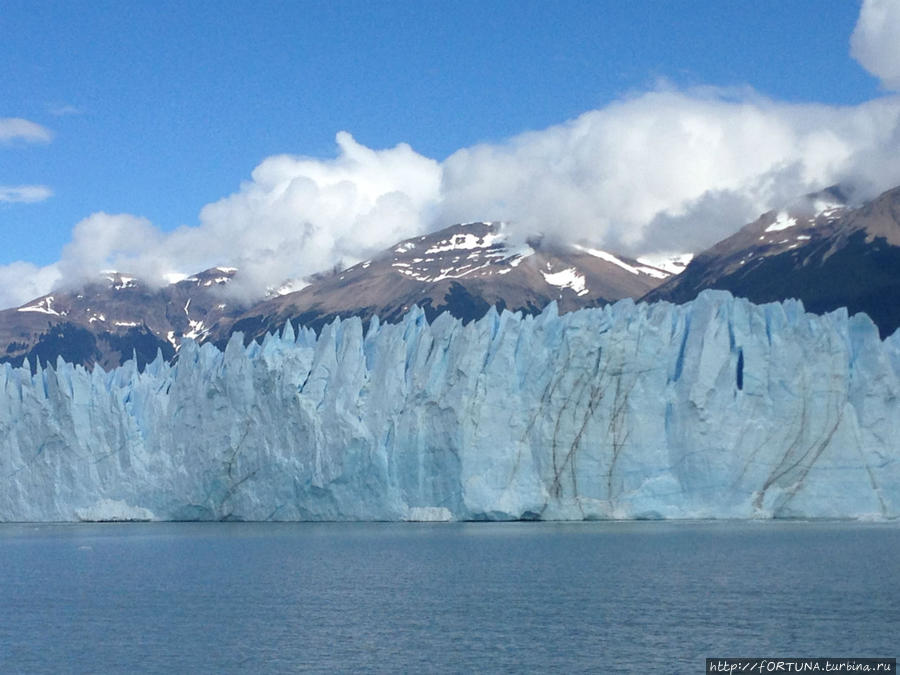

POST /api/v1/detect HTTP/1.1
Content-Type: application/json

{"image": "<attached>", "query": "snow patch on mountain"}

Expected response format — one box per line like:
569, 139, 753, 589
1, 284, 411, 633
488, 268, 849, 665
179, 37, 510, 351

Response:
270, 279, 308, 296
17, 296, 60, 316
202, 276, 231, 287
102, 272, 138, 290
575, 245, 670, 279
636, 253, 693, 275
507, 248, 533, 266
184, 320, 206, 341
424, 230, 503, 254
541, 267, 589, 295
812, 200, 844, 221
764, 212, 798, 232
383, 225, 537, 284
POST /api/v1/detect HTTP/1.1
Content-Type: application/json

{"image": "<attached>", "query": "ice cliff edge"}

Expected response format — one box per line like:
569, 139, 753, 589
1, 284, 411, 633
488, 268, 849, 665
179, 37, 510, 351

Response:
1, 290, 898, 522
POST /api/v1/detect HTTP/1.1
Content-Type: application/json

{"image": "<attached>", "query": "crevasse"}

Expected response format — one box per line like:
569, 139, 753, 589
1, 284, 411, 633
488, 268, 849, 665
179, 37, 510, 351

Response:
1, 290, 898, 522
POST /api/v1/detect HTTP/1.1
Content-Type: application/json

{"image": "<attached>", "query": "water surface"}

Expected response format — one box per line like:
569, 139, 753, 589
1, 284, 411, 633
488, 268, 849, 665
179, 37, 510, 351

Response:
0, 521, 897, 673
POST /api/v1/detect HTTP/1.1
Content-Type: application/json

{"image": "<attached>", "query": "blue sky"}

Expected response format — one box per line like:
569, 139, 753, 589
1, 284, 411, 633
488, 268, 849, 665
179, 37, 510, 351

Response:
2, 0, 899, 306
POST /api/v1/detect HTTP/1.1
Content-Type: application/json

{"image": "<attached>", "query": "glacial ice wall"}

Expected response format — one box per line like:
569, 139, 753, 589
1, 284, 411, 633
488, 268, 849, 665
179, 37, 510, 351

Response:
1, 290, 898, 522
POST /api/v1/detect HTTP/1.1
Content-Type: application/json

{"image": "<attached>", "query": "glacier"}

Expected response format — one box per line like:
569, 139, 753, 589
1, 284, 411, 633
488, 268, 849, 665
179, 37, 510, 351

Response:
1, 290, 898, 522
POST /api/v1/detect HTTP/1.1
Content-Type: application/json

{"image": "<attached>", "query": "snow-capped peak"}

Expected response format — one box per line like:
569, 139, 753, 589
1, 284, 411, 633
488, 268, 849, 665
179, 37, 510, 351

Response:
424, 230, 505, 254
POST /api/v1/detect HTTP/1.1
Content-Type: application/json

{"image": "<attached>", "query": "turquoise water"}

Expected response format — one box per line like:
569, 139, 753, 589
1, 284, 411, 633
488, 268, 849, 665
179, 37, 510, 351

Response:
0, 521, 897, 673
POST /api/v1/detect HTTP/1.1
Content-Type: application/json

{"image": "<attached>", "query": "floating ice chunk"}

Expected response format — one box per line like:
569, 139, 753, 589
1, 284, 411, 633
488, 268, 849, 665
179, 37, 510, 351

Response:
405, 507, 453, 522
75, 499, 156, 522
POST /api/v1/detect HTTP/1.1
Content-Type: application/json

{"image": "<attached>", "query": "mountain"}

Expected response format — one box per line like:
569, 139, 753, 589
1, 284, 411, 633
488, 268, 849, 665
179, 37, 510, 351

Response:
212, 221, 671, 345
2, 290, 897, 522
0, 222, 671, 370
644, 185, 900, 337
0, 267, 244, 371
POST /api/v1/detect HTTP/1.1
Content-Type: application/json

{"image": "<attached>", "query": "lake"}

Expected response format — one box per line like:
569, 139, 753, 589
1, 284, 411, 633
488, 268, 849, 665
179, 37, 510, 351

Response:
0, 521, 897, 673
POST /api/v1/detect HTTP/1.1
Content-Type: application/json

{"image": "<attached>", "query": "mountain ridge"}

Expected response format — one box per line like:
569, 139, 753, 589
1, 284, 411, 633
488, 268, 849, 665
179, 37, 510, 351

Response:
0, 267, 245, 370
0, 222, 672, 370
6, 182, 900, 370
643, 184, 900, 337
210, 220, 672, 347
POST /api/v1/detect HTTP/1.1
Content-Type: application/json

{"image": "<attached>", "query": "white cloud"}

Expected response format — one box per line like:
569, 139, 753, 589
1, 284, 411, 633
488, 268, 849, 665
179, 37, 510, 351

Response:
1, 118, 54, 211
0, 185, 53, 203
56, 213, 165, 284
0, 261, 60, 309
49, 105, 83, 117
0, 118, 53, 144
6, 1, 900, 309
8, 89, 900, 308
440, 88, 900, 256
23, 134, 442, 302
179, 131, 442, 299
851, 0, 900, 91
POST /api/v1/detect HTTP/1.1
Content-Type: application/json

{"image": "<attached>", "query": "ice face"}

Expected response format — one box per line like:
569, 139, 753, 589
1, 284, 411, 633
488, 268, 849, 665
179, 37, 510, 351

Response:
0, 290, 898, 522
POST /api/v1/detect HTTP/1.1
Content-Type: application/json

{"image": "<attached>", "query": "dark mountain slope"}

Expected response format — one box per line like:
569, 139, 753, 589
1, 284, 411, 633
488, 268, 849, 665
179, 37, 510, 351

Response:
0, 268, 244, 370
644, 185, 900, 337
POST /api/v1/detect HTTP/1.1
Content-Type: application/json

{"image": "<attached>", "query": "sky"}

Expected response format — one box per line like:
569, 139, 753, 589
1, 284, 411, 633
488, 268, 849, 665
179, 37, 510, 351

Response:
3, 0, 900, 307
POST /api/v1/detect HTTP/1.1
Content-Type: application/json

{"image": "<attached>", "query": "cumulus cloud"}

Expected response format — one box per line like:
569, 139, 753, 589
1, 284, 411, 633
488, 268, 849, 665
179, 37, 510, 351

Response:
55, 213, 166, 284
6, 1, 900, 309
190, 131, 442, 299
8, 89, 900, 308
0, 117, 52, 144
440, 89, 900, 256
28, 134, 441, 302
0, 261, 60, 309
0, 185, 53, 203
851, 0, 900, 91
